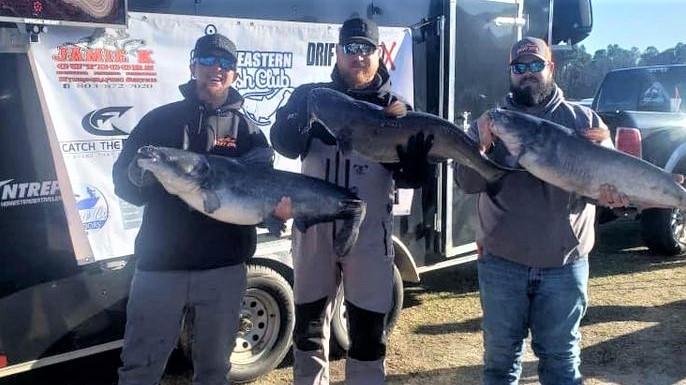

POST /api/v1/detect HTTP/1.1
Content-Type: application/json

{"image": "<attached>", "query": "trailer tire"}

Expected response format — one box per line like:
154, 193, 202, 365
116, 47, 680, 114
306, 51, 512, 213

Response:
330, 265, 403, 352
180, 264, 294, 383
640, 208, 686, 256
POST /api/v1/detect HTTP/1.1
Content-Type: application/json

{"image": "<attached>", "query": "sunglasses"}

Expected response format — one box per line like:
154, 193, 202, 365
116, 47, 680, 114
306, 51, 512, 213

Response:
194, 56, 237, 70
510, 60, 547, 74
341, 43, 378, 56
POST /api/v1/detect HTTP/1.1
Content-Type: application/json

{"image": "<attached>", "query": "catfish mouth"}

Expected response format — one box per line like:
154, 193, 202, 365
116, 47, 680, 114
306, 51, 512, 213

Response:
137, 145, 169, 163
138, 146, 210, 179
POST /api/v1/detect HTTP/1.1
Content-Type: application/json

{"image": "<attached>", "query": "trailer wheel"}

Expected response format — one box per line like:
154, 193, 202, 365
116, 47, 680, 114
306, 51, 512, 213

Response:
181, 264, 294, 383
640, 208, 686, 256
331, 265, 403, 352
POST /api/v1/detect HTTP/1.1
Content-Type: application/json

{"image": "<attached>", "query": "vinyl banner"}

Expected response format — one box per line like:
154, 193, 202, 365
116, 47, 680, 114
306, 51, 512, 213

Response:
29, 12, 413, 262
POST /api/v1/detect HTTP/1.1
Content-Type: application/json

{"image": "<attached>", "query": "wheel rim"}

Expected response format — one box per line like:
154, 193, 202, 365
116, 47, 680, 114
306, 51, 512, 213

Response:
231, 287, 281, 365
670, 209, 686, 244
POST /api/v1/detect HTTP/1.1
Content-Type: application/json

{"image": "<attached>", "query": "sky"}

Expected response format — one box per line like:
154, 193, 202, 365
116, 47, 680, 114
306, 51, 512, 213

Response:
580, 0, 686, 54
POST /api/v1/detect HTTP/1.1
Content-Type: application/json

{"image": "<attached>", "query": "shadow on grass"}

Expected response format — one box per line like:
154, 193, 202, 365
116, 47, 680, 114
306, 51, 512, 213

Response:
409, 300, 686, 385
592, 220, 686, 279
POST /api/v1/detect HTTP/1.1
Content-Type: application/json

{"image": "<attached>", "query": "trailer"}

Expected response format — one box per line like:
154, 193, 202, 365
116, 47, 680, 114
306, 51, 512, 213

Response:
0, 0, 592, 382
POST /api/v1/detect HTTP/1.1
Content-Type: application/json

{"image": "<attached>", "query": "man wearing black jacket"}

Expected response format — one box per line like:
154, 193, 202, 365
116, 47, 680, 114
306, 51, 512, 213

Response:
270, 17, 432, 385
113, 33, 273, 385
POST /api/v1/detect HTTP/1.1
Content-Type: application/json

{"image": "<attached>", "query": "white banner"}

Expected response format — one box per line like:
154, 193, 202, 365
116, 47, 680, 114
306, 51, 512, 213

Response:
29, 12, 414, 262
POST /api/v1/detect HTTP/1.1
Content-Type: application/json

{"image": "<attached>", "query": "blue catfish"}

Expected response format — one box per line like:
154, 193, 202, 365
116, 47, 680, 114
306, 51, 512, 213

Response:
306, 87, 510, 182
485, 108, 686, 209
133, 146, 366, 257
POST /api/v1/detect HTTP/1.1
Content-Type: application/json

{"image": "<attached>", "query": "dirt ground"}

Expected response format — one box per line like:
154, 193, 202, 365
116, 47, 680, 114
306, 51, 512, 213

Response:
4, 220, 685, 385
246, 219, 686, 385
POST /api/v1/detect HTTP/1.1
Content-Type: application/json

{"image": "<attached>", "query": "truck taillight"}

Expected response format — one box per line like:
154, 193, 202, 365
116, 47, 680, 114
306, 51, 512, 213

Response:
615, 127, 642, 158
0, 354, 7, 368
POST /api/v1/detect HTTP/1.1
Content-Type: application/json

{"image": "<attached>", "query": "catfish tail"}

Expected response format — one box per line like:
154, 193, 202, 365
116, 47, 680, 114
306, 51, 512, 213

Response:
333, 199, 366, 257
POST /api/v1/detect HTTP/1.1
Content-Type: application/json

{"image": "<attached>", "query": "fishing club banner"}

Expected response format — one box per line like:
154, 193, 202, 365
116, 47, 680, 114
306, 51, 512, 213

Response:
29, 12, 413, 263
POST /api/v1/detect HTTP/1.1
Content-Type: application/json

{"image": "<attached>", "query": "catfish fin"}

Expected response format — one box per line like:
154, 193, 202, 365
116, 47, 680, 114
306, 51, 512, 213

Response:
293, 217, 317, 233
238, 147, 275, 167
336, 126, 354, 156
202, 190, 221, 213
263, 215, 286, 236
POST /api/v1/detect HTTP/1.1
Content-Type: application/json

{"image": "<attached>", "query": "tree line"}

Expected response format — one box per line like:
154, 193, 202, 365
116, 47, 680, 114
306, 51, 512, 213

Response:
554, 42, 686, 100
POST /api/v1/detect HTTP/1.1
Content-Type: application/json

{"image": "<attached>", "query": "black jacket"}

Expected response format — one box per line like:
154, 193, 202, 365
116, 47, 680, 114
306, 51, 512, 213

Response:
112, 80, 270, 271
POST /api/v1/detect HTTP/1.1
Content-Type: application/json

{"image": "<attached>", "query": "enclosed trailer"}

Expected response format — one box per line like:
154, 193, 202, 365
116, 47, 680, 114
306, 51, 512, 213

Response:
0, 0, 592, 382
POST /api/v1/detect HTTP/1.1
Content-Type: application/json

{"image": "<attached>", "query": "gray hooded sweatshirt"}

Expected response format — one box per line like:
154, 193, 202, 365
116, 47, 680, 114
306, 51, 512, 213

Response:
454, 85, 610, 268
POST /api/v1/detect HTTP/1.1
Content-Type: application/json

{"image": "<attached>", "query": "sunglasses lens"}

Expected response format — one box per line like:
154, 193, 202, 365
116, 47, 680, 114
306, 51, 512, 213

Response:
512, 63, 528, 74
196, 56, 215, 66
218, 57, 236, 69
529, 61, 546, 72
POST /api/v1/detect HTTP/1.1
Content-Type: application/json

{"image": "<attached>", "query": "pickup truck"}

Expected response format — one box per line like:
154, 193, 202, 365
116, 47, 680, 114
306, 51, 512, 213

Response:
592, 64, 686, 256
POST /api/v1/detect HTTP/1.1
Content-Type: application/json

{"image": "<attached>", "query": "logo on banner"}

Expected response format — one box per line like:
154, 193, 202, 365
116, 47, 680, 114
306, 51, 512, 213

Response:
235, 50, 295, 127
0, 179, 61, 208
381, 42, 398, 71
82, 106, 133, 136
75, 185, 109, 230
304, 40, 398, 70
306, 42, 336, 67
51, 29, 157, 87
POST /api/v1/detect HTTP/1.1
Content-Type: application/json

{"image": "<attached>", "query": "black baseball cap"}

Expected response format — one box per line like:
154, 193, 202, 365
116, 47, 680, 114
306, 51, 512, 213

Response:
339, 17, 379, 46
193, 33, 238, 59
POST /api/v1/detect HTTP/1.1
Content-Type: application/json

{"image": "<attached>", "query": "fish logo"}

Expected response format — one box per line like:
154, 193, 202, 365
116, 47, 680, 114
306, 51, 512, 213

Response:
241, 88, 293, 127
75, 185, 109, 231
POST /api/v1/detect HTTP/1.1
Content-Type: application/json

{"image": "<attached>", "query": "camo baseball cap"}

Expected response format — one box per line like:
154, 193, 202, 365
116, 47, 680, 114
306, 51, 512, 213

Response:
339, 17, 379, 46
193, 33, 238, 59
509, 37, 552, 64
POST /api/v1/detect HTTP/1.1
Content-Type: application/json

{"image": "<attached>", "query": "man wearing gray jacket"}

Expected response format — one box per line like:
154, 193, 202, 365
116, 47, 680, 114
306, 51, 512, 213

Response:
271, 17, 431, 385
454, 37, 626, 385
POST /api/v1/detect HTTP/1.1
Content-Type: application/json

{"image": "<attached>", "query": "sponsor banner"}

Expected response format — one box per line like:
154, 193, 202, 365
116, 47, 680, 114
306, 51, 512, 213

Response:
0, 179, 61, 208
29, 12, 413, 262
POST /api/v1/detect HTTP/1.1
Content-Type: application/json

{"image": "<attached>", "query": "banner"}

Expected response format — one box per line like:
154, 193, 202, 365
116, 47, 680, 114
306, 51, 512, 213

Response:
29, 12, 414, 262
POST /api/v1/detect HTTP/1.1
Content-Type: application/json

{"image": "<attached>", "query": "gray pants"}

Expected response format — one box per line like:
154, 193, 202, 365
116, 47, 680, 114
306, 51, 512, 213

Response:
117, 264, 247, 385
292, 221, 394, 385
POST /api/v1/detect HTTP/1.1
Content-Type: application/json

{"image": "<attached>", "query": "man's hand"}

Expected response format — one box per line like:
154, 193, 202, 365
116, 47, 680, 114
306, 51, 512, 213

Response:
582, 127, 611, 144
384, 100, 408, 118
476, 111, 495, 152
394, 132, 434, 188
597, 184, 630, 208
273, 196, 293, 220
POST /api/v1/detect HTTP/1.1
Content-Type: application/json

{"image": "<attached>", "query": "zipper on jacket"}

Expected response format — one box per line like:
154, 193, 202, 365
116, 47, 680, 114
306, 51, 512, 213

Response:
344, 159, 350, 188
332, 152, 341, 241
197, 105, 205, 135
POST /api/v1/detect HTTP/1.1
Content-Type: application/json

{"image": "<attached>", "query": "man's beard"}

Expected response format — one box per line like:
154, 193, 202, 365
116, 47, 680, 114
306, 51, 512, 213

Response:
340, 67, 377, 89
196, 83, 229, 106
510, 77, 555, 107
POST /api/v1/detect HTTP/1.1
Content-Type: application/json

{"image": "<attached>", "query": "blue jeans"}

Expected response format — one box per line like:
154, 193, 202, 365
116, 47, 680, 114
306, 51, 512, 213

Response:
478, 253, 589, 385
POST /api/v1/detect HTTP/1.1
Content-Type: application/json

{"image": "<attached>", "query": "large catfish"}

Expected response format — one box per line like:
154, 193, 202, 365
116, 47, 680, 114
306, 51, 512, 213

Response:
485, 108, 686, 209
306, 87, 511, 182
132, 146, 366, 257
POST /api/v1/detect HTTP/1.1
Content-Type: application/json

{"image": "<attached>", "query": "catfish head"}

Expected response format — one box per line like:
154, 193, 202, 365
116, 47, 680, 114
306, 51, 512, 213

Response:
136, 146, 210, 195
306, 87, 361, 154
